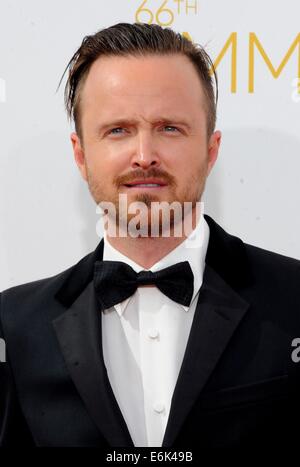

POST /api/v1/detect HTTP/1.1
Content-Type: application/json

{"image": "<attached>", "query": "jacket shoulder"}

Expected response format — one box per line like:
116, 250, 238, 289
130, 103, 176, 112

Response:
1, 251, 92, 301
244, 241, 300, 273
0, 249, 96, 331
204, 214, 300, 290
238, 242, 300, 310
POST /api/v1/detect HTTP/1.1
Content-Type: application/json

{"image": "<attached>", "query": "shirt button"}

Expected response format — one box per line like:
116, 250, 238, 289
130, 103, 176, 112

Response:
153, 402, 165, 413
148, 328, 159, 339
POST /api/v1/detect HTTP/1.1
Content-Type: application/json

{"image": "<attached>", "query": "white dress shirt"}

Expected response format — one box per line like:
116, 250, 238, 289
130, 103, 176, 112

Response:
101, 214, 210, 447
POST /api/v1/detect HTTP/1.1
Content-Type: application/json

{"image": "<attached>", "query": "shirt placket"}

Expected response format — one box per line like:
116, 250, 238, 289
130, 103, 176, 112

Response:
138, 287, 167, 447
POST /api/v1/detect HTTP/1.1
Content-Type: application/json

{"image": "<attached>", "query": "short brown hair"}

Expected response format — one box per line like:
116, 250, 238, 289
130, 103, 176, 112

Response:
59, 22, 218, 139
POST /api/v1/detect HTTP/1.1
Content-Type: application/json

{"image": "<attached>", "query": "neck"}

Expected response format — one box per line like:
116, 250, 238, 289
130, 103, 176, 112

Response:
105, 207, 200, 269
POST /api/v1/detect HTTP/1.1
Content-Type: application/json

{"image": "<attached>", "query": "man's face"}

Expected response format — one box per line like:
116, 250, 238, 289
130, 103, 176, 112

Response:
71, 53, 221, 232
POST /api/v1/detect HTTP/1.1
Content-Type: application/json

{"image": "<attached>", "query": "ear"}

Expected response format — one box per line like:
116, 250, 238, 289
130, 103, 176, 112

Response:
207, 130, 221, 176
70, 132, 88, 181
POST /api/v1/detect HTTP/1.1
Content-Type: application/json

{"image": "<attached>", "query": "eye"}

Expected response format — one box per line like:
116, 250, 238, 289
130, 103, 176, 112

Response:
162, 126, 180, 133
109, 127, 125, 135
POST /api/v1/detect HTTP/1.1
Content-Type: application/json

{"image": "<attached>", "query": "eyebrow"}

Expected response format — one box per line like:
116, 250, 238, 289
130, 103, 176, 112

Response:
96, 117, 193, 133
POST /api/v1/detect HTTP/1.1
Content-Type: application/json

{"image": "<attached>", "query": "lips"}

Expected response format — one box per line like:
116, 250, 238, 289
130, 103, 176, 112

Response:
123, 179, 167, 188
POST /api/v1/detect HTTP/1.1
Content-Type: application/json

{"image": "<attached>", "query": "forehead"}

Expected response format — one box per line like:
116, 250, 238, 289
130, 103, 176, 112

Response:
80, 54, 206, 117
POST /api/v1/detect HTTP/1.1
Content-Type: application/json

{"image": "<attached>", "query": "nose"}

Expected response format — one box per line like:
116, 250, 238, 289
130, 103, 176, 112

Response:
130, 130, 161, 170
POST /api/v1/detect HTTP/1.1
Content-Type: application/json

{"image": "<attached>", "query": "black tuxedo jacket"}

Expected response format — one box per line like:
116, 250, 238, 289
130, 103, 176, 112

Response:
1, 214, 300, 448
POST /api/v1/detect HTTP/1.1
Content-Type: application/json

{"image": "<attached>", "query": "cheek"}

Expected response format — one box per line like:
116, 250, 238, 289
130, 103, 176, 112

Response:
170, 144, 203, 172
89, 141, 130, 169
84, 144, 110, 174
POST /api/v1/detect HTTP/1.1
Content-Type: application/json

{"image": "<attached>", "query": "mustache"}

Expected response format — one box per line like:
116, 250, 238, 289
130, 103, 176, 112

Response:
114, 168, 176, 187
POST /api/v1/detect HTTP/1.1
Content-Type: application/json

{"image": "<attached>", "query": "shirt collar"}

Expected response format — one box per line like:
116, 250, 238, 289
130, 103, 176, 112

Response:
102, 214, 210, 316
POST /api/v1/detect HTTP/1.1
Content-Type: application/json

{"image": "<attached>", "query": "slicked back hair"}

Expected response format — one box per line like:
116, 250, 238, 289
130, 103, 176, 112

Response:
59, 22, 218, 140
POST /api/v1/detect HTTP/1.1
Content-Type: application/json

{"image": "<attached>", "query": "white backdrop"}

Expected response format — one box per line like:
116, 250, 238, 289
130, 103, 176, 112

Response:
0, 0, 299, 291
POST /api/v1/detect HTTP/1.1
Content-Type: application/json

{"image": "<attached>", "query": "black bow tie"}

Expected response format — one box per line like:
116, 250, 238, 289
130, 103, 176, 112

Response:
93, 260, 194, 310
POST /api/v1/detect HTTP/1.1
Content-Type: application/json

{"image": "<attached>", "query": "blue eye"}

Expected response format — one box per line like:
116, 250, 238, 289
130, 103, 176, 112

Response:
163, 126, 179, 132
109, 127, 124, 134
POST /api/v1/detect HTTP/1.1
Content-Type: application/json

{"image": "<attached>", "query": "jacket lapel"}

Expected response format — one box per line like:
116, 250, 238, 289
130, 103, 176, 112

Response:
162, 215, 253, 446
53, 241, 134, 447
162, 264, 250, 446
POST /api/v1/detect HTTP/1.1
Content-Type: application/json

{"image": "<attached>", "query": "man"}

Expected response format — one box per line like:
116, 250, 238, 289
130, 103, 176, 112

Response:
1, 22, 300, 448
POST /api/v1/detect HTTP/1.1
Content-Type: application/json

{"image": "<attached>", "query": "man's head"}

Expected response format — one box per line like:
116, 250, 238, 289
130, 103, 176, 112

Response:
62, 23, 221, 233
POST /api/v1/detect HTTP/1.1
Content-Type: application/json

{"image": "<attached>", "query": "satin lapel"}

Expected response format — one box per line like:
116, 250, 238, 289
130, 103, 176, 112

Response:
162, 264, 250, 447
52, 280, 134, 447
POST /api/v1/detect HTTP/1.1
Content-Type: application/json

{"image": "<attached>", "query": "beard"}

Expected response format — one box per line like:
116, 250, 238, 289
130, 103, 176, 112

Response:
86, 164, 207, 237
